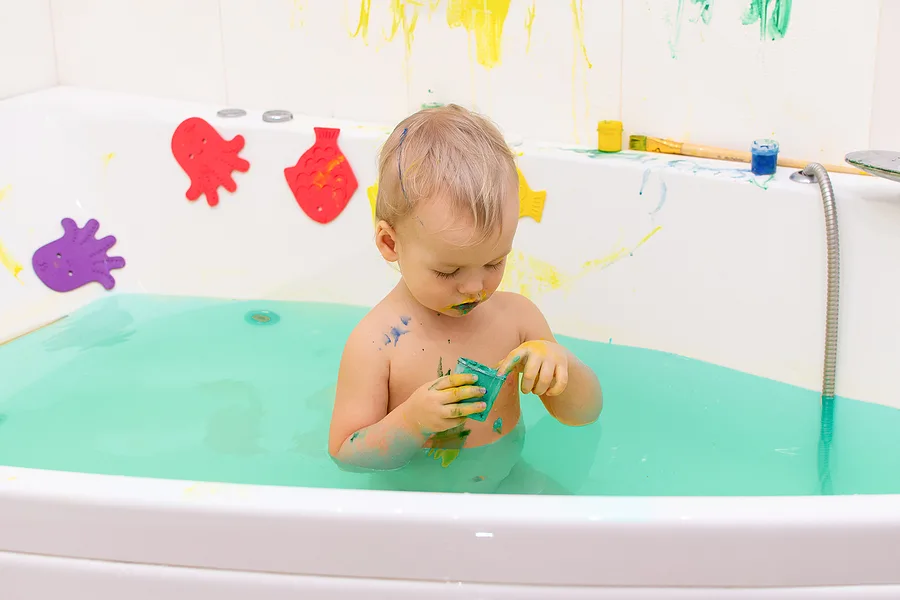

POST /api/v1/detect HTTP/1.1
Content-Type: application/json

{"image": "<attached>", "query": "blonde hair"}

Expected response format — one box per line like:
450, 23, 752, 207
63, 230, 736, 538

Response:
375, 104, 517, 240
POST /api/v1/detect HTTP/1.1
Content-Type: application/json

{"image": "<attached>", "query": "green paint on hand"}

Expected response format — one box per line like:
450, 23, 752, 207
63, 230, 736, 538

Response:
742, 0, 792, 40
437, 357, 443, 379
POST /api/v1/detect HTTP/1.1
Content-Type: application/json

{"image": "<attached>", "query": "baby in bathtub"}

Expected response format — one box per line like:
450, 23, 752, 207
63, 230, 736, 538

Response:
327, 104, 603, 492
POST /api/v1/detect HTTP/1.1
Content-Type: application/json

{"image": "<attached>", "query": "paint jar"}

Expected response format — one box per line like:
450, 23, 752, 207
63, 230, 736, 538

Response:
454, 357, 507, 422
597, 120, 623, 153
751, 139, 779, 176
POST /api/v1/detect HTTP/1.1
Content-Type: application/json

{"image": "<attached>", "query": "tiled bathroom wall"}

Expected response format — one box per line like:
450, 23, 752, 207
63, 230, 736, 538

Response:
2, 0, 899, 164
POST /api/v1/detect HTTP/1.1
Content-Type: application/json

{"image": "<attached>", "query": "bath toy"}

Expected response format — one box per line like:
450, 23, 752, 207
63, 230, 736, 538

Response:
454, 357, 507, 422
32, 218, 125, 292
171, 117, 250, 207
284, 127, 358, 224
367, 181, 378, 222
517, 167, 546, 222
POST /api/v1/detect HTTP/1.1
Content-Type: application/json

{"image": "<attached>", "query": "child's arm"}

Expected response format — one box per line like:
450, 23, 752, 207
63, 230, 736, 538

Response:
497, 294, 602, 426
328, 326, 426, 471
328, 324, 487, 471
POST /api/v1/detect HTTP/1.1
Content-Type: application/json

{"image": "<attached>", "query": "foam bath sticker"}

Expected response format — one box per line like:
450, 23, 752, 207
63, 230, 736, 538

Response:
32, 218, 125, 293
517, 166, 546, 222
171, 117, 250, 208
284, 127, 358, 224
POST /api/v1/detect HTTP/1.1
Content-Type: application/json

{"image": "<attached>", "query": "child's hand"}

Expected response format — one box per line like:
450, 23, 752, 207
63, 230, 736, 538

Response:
498, 340, 569, 397
400, 374, 487, 435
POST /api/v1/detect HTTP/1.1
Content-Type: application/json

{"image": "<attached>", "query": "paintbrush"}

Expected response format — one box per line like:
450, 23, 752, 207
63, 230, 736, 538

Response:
629, 135, 868, 176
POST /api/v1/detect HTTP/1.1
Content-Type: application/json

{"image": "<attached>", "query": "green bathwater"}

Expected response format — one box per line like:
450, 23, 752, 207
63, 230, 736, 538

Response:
1, 294, 899, 496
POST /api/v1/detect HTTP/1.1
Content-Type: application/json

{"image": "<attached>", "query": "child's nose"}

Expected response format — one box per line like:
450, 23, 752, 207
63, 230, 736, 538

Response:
457, 275, 484, 296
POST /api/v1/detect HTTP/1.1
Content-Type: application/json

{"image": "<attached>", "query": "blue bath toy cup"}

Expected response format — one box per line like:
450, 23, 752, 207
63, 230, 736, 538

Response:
751, 139, 779, 176
454, 357, 507, 422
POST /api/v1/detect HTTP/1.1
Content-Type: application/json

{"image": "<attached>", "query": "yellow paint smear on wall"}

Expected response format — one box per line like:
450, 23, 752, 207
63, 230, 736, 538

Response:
0, 239, 23, 283
524, 1, 536, 52
499, 227, 663, 300
0, 185, 10, 203
290, 0, 305, 29
446, 0, 511, 69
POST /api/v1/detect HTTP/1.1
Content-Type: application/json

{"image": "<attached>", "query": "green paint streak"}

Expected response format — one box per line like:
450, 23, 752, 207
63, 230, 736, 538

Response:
669, 0, 715, 58
742, 0, 791, 40
437, 357, 443, 379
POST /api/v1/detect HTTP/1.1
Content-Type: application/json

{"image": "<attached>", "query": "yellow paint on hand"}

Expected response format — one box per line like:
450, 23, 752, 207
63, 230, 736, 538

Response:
524, 0, 536, 52
446, 0, 512, 69
0, 239, 24, 283
367, 181, 379, 221
517, 167, 546, 222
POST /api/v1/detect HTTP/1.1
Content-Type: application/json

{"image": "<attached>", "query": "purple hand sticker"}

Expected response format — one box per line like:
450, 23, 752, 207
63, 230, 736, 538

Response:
32, 218, 126, 292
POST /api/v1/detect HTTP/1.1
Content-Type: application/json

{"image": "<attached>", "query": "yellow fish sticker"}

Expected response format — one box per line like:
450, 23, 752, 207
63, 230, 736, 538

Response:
517, 166, 546, 222
367, 182, 378, 222
367, 169, 545, 224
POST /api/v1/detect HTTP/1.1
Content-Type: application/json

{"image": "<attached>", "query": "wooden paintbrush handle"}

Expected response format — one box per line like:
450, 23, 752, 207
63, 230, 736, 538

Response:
681, 142, 868, 176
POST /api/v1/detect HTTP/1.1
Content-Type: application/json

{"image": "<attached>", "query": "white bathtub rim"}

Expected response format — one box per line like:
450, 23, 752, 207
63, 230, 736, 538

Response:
2, 465, 900, 588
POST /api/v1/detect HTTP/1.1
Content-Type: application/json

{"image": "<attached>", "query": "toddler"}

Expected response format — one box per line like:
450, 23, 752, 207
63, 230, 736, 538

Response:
328, 104, 602, 492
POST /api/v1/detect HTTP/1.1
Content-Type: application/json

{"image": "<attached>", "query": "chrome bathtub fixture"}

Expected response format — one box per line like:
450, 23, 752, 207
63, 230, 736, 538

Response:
262, 110, 293, 123
845, 150, 900, 183
801, 163, 840, 495
216, 108, 247, 118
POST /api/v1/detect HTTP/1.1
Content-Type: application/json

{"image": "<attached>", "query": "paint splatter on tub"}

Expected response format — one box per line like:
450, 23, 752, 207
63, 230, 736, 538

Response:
493, 417, 503, 434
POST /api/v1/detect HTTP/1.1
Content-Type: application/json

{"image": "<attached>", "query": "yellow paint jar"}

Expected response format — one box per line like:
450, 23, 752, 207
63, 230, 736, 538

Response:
596, 120, 623, 153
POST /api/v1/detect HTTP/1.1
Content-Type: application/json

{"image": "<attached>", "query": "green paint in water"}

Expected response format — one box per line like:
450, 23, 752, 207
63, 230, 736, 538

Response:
1, 294, 899, 496
742, 0, 792, 41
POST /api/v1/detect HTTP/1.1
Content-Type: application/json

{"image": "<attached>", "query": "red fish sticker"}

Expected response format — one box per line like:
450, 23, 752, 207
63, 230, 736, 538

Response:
171, 117, 250, 207
284, 127, 358, 224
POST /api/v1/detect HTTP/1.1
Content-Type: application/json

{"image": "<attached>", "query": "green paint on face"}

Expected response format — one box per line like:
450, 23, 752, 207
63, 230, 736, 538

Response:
742, 0, 791, 40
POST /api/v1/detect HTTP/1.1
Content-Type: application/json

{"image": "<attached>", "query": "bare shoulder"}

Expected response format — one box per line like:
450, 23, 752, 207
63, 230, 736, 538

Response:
490, 292, 554, 342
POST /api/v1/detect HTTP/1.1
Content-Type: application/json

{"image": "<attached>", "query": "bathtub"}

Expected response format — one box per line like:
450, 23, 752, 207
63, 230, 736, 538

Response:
2, 87, 900, 599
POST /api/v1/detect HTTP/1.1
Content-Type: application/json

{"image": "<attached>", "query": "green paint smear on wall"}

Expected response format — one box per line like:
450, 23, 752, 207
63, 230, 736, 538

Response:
742, 0, 792, 41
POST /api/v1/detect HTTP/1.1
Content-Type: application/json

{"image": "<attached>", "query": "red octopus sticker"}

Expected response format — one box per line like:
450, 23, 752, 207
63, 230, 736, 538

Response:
171, 117, 250, 207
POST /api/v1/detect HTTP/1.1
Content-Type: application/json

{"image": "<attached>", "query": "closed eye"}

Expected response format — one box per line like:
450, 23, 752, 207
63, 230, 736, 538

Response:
486, 261, 504, 271
434, 269, 458, 280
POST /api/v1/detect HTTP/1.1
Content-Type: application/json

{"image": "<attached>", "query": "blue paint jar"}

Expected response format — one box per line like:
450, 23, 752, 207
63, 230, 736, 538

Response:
751, 139, 779, 176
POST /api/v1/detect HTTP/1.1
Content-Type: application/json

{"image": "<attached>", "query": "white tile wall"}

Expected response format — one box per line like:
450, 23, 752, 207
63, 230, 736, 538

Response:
407, 0, 622, 146
870, 0, 900, 150
219, 0, 408, 123
622, 0, 881, 165
51, 0, 226, 104
11, 0, 894, 161
0, 0, 56, 100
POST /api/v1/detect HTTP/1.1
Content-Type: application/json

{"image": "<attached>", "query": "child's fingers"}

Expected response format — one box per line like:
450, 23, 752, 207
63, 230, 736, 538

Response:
441, 385, 486, 404
443, 401, 488, 419
520, 356, 542, 394
497, 349, 525, 376
533, 361, 556, 396
546, 365, 568, 396
430, 373, 478, 391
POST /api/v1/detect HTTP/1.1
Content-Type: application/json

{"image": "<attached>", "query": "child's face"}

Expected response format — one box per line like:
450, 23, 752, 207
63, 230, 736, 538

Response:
377, 192, 519, 317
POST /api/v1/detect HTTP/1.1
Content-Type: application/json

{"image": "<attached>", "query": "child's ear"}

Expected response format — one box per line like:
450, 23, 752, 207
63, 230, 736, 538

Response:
375, 220, 399, 262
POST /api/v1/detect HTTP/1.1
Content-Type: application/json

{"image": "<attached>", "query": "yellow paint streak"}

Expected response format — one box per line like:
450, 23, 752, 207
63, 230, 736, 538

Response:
499, 227, 663, 300
290, 0, 305, 29
312, 156, 345, 188
0, 239, 23, 283
524, 1, 536, 53
350, 0, 371, 40
102, 152, 115, 169
446, 0, 511, 69
0, 185, 10, 203
569, 0, 592, 144
385, 0, 422, 59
